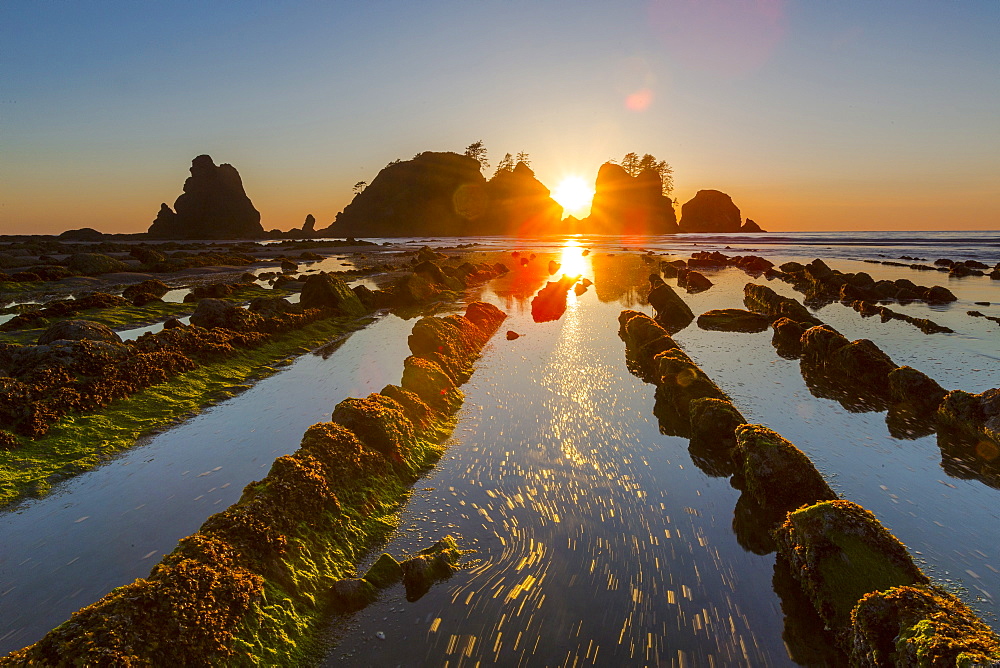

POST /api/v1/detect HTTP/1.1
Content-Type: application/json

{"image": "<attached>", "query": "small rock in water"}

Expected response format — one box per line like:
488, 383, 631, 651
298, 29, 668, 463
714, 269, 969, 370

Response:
375, 631, 386, 640
506, 330, 520, 340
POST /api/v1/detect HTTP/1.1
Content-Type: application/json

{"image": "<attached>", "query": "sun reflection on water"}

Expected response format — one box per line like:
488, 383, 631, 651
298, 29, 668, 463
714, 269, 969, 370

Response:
558, 238, 590, 280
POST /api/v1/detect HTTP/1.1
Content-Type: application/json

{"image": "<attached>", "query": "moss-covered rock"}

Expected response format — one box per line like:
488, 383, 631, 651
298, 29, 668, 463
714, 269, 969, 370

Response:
734, 424, 837, 513
888, 366, 949, 413
463, 301, 507, 336
850, 585, 1000, 667
683, 269, 713, 293
651, 349, 727, 436
401, 355, 463, 413
363, 553, 403, 589
380, 384, 434, 432
828, 339, 897, 395
300, 272, 366, 315
331, 393, 416, 460
401, 536, 462, 602
696, 308, 770, 333
771, 317, 805, 358
775, 500, 929, 633
800, 324, 850, 363
66, 252, 128, 276
647, 283, 694, 333
330, 578, 378, 611
743, 283, 822, 325
617, 310, 682, 380
37, 319, 123, 345
938, 388, 1000, 448
688, 397, 746, 477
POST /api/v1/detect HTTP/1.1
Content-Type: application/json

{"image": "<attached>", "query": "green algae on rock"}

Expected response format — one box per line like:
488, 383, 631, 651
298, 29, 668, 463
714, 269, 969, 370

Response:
734, 424, 838, 513
1, 302, 506, 666
850, 585, 1000, 667
743, 283, 822, 326
775, 500, 929, 634
696, 308, 770, 333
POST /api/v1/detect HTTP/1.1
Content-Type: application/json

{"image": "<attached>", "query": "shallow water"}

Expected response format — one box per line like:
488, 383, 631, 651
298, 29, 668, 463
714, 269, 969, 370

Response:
318, 243, 999, 666
0, 313, 415, 653
2, 235, 999, 662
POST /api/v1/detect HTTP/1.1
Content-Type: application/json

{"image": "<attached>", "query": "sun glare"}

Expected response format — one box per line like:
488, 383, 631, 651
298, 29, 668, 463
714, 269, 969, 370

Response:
551, 176, 595, 217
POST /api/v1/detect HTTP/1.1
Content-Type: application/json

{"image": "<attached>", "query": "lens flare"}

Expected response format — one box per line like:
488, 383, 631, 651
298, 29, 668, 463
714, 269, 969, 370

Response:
551, 177, 595, 218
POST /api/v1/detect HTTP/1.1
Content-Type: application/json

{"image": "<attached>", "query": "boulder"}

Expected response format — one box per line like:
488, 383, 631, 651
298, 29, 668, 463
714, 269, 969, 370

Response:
331, 393, 415, 460
688, 397, 747, 473
651, 349, 729, 436
300, 273, 366, 315
799, 325, 850, 364
937, 388, 1000, 447
280, 259, 299, 273
362, 553, 403, 589
189, 298, 256, 330
887, 366, 948, 413
122, 279, 170, 305
696, 308, 769, 333
683, 270, 713, 293
148, 155, 264, 239
743, 283, 822, 325
37, 320, 122, 345
740, 219, 766, 233
248, 296, 296, 316
775, 500, 929, 633
330, 578, 377, 611
67, 253, 127, 276
129, 246, 167, 265
851, 585, 1000, 667
401, 356, 462, 413
771, 317, 806, 358
647, 283, 694, 333
678, 190, 742, 233
734, 424, 837, 513
400, 536, 462, 602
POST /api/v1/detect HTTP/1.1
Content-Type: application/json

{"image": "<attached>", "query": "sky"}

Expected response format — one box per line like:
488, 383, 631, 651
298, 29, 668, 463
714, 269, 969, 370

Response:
2, 0, 998, 235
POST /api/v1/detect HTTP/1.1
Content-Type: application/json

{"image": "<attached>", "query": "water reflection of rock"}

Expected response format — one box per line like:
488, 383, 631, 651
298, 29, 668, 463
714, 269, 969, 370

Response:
799, 361, 890, 413
590, 254, 650, 307
937, 430, 1000, 490
530, 276, 577, 323
772, 557, 848, 666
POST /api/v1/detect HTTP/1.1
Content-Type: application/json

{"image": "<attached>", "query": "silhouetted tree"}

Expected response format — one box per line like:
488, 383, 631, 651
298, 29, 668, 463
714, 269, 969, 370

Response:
516, 151, 531, 167
621, 152, 641, 176
464, 140, 489, 172
386, 159, 402, 167
494, 153, 515, 177
353, 181, 367, 195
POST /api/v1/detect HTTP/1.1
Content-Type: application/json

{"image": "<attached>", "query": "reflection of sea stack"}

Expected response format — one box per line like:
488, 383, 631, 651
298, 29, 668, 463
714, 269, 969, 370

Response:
585, 163, 678, 234
679, 189, 764, 233
148, 155, 263, 239
318, 152, 562, 237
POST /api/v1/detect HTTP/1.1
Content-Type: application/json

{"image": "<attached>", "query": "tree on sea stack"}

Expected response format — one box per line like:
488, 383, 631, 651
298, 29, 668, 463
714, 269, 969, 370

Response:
464, 140, 489, 172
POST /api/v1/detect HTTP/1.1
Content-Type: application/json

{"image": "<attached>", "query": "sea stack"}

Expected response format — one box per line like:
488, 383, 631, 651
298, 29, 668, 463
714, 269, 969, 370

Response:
586, 163, 679, 234
679, 190, 742, 233
148, 154, 264, 239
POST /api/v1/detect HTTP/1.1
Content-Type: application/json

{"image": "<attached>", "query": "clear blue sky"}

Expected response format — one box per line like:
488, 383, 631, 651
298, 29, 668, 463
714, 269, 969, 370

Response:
2, 0, 998, 233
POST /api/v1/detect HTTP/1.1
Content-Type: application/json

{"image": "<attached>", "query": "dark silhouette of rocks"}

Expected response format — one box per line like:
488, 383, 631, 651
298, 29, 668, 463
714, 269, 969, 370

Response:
483, 161, 563, 235
148, 155, 264, 240
58, 228, 104, 241
583, 163, 678, 234
317, 153, 561, 237
740, 219, 766, 233
679, 190, 743, 233
303, 214, 316, 234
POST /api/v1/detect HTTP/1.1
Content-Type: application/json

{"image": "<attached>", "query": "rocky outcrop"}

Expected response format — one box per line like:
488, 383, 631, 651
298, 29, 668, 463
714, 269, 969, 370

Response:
584, 163, 678, 234
148, 155, 264, 240
483, 162, 563, 235
679, 190, 742, 233
318, 153, 561, 237
740, 219, 766, 233
299, 273, 366, 316
189, 299, 258, 331
775, 500, 930, 633
744, 283, 822, 326
851, 585, 1000, 666
302, 214, 316, 234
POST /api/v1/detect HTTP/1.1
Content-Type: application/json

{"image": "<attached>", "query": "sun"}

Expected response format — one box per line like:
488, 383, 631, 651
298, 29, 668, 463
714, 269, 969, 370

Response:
551, 176, 595, 217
